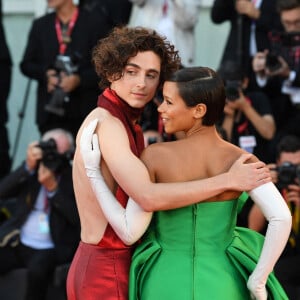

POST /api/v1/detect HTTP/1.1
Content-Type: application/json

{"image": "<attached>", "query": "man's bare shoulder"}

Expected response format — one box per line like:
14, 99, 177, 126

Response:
75, 107, 123, 144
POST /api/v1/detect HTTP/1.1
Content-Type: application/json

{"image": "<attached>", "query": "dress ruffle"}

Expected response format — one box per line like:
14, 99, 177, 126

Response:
130, 227, 288, 300
129, 230, 161, 300
227, 227, 288, 300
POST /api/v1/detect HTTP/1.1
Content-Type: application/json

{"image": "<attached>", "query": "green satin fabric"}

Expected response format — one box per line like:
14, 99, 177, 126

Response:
129, 193, 288, 300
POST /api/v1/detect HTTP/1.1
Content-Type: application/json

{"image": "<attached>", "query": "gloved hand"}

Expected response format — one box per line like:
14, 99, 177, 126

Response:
247, 182, 292, 300
80, 119, 152, 245
80, 119, 102, 179
247, 275, 268, 300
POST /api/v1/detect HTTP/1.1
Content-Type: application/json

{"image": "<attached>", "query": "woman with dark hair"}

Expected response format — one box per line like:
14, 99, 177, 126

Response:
81, 66, 291, 299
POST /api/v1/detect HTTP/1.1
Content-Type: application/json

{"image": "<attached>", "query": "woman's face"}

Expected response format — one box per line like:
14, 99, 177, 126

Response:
158, 81, 196, 134
110, 51, 161, 109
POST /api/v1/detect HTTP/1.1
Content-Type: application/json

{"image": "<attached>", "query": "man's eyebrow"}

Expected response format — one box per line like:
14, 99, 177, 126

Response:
126, 63, 160, 74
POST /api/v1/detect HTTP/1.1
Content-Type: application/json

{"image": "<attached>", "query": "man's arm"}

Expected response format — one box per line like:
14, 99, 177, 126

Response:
80, 126, 152, 245
82, 119, 270, 212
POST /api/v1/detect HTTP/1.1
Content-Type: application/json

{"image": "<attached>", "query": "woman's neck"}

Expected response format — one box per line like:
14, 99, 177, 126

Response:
186, 125, 218, 139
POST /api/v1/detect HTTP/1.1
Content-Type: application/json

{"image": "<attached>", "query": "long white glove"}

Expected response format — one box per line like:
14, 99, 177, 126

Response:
247, 182, 292, 300
80, 119, 152, 245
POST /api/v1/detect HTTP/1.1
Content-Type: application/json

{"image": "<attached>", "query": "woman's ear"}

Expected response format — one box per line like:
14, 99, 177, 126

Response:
194, 103, 207, 119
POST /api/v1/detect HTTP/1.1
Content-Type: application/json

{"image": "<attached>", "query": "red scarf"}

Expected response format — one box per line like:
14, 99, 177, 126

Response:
97, 88, 145, 248
98, 88, 145, 157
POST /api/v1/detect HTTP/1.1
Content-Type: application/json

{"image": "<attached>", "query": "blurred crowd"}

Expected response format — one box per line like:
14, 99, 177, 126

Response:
1, 0, 300, 299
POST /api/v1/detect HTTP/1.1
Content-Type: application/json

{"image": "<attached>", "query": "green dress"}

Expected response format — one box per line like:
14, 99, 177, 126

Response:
129, 193, 288, 300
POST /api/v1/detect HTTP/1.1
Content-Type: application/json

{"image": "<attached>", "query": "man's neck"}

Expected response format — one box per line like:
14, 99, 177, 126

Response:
56, 2, 77, 24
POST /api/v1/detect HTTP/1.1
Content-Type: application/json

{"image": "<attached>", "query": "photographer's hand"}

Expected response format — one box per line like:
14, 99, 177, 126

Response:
227, 93, 249, 112
266, 56, 290, 78
286, 184, 300, 207
235, 0, 260, 19
60, 73, 80, 93
26, 141, 42, 172
46, 69, 59, 93
267, 163, 278, 184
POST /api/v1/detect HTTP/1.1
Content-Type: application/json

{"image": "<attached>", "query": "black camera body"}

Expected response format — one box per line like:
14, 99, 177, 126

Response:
218, 60, 244, 102
275, 161, 300, 189
45, 54, 80, 117
265, 52, 282, 73
267, 31, 300, 72
225, 80, 242, 101
36, 138, 72, 174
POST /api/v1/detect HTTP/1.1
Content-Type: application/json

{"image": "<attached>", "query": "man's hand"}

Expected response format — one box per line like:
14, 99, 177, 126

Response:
26, 141, 43, 172
235, 0, 260, 19
265, 56, 290, 78
286, 184, 300, 207
46, 69, 59, 93
266, 163, 278, 183
228, 153, 271, 191
60, 73, 80, 93
225, 93, 250, 112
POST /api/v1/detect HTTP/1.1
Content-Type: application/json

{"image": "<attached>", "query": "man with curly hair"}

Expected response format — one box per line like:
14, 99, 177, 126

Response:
67, 26, 271, 299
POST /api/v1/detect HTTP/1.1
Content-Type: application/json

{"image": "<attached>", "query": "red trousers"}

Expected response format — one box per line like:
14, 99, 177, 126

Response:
67, 242, 132, 300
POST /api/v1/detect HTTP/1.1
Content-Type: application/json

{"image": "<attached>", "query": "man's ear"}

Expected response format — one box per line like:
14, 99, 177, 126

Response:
194, 103, 207, 119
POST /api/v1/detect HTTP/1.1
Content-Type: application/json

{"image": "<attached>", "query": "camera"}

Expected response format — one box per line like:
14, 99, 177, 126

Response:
267, 31, 300, 72
218, 60, 244, 102
45, 54, 80, 117
225, 80, 242, 101
265, 52, 282, 73
275, 161, 300, 189
36, 138, 73, 174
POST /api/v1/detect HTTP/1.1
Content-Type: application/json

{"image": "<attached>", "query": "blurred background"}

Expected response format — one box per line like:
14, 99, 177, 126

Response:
2, 0, 228, 168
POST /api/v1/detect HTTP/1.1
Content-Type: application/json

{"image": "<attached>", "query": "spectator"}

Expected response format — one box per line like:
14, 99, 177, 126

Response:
218, 60, 276, 163
211, 0, 283, 75
248, 134, 300, 299
251, 0, 300, 161
79, 0, 133, 27
0, 128, 80, 300
20, 0, 111, 138
0, 0, 12, 179
129, 0, 202, 67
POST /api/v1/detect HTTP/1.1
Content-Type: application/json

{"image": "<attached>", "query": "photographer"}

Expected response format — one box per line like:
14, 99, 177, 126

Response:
248, 134, 300, 299
0, 128, 80, 300
219, 60, 276, 163
252, 0, 300, 159
0, 0, 12, 179
211, 0, 283, 75
20, 0, 111, 138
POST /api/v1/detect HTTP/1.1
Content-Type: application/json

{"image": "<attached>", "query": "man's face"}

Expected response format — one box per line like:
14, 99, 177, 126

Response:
281, 7, 300, 32
278, 150, 300, 166
47, 0, 70, 10
110, 51, 161, 109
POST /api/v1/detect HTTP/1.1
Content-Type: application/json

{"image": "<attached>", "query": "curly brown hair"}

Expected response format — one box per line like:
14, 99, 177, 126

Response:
92, 26, 181, 89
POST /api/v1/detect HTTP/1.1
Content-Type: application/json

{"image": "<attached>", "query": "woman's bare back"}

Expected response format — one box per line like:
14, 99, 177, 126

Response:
141, 127, 254, 202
